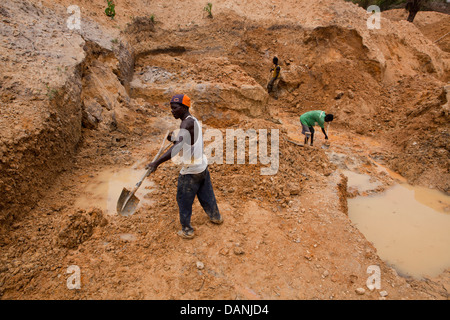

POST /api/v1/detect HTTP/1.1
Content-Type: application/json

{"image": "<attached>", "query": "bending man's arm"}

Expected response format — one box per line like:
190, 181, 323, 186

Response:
321, 127, 328, 140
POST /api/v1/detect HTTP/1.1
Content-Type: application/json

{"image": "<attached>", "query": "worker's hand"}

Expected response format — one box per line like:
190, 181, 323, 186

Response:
167, 131, 175, 143
325, 135, 328, 140
145, 162, 158, 174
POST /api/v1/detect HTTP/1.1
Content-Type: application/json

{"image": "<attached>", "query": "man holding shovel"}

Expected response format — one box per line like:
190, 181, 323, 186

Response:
145, 94, 223, 239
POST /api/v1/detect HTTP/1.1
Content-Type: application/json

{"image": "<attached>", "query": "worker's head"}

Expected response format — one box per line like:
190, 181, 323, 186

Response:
273, 56, 278, 65
325, 114, 334, 122
170, 94, 191, 108
170, 94, 191, 119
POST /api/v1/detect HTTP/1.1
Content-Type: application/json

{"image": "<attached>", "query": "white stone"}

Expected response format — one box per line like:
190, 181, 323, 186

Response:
355, 288, 365, 295
379, 290, 388, 297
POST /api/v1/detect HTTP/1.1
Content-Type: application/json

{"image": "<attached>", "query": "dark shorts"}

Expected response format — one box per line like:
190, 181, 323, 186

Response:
267, 77, 279, 92
301, 123, 313, 136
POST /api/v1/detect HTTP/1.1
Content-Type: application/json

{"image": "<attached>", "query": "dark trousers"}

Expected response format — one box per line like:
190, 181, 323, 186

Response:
176, 167, 221, 232
267, 77, 278, 93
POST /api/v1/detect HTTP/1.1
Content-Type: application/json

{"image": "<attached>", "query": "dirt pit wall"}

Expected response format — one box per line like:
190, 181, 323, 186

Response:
0, 1, 77, 224
0, 0, 135, 230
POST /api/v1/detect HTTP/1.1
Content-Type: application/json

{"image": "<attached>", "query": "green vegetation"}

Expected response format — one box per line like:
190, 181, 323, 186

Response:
150, 14, 156, 24
105, 0, 116, 19
204, 2, 213, 18
45, 84, 58, 101
111, 38, 119, 44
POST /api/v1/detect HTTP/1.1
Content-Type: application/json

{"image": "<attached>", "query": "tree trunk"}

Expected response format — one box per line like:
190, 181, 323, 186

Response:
407, 10, 418, 22
405, 0, 424, 23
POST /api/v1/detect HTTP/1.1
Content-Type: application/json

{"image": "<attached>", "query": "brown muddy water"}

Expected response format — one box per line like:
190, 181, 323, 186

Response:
346, 170, 450, 279
75, 166, 156, 215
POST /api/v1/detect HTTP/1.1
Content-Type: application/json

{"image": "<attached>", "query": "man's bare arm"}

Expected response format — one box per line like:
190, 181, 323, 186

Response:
145, 118, 195, 171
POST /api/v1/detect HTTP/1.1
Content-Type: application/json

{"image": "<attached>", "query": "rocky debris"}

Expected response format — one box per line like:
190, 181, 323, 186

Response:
82, 99, 103, 129
355, 288, 366, 295
141, 66, 175, 84
0, 0, 449, 301
119, 233, 137, 242
337, 174, 349, 215
123, 15, 156, 46
442, 84, 450, 117
347, 90, 355, 99
385, 82, 450, 193
130, 56, 269, 119
334, 90, 344, 100
233, 247, 245, 255
379, 290, 388, 298
57, 208, 107, 249
80, 41, 132, 133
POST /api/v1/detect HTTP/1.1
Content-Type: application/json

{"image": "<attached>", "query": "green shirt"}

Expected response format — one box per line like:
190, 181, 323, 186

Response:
300, 110, 326, 128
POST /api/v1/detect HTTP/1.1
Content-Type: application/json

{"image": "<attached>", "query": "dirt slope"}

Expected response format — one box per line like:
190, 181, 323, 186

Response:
0, 0, 449, 300
385, 8, 450, 53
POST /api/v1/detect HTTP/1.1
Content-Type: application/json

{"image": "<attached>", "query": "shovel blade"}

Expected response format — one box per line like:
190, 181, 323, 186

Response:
117, 188, 140, 216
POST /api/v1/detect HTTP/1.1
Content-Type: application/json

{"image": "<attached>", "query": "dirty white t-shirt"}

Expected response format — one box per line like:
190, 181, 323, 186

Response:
178, 115, 208, 175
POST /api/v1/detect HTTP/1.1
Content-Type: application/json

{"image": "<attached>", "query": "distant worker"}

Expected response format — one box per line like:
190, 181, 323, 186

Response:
145, 94, 223, 239
300, 110, 334, 146
267, 56, 281, 94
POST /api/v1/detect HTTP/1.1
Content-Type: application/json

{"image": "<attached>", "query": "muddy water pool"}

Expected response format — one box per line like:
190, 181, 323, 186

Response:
346, 170, 450, 279
75, 167, 156, 215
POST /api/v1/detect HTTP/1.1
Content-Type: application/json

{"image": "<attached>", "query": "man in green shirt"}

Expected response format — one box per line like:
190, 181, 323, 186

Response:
300, 110, 334, 146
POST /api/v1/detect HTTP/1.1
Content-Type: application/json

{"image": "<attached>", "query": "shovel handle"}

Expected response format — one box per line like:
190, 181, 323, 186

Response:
153, 131, 171, 162
129, 131, 171, 194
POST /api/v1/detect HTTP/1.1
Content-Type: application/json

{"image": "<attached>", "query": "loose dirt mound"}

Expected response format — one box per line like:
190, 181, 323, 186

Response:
384, 9, 450, 53
0, 0, 449, 300
57, 208, 108, 249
